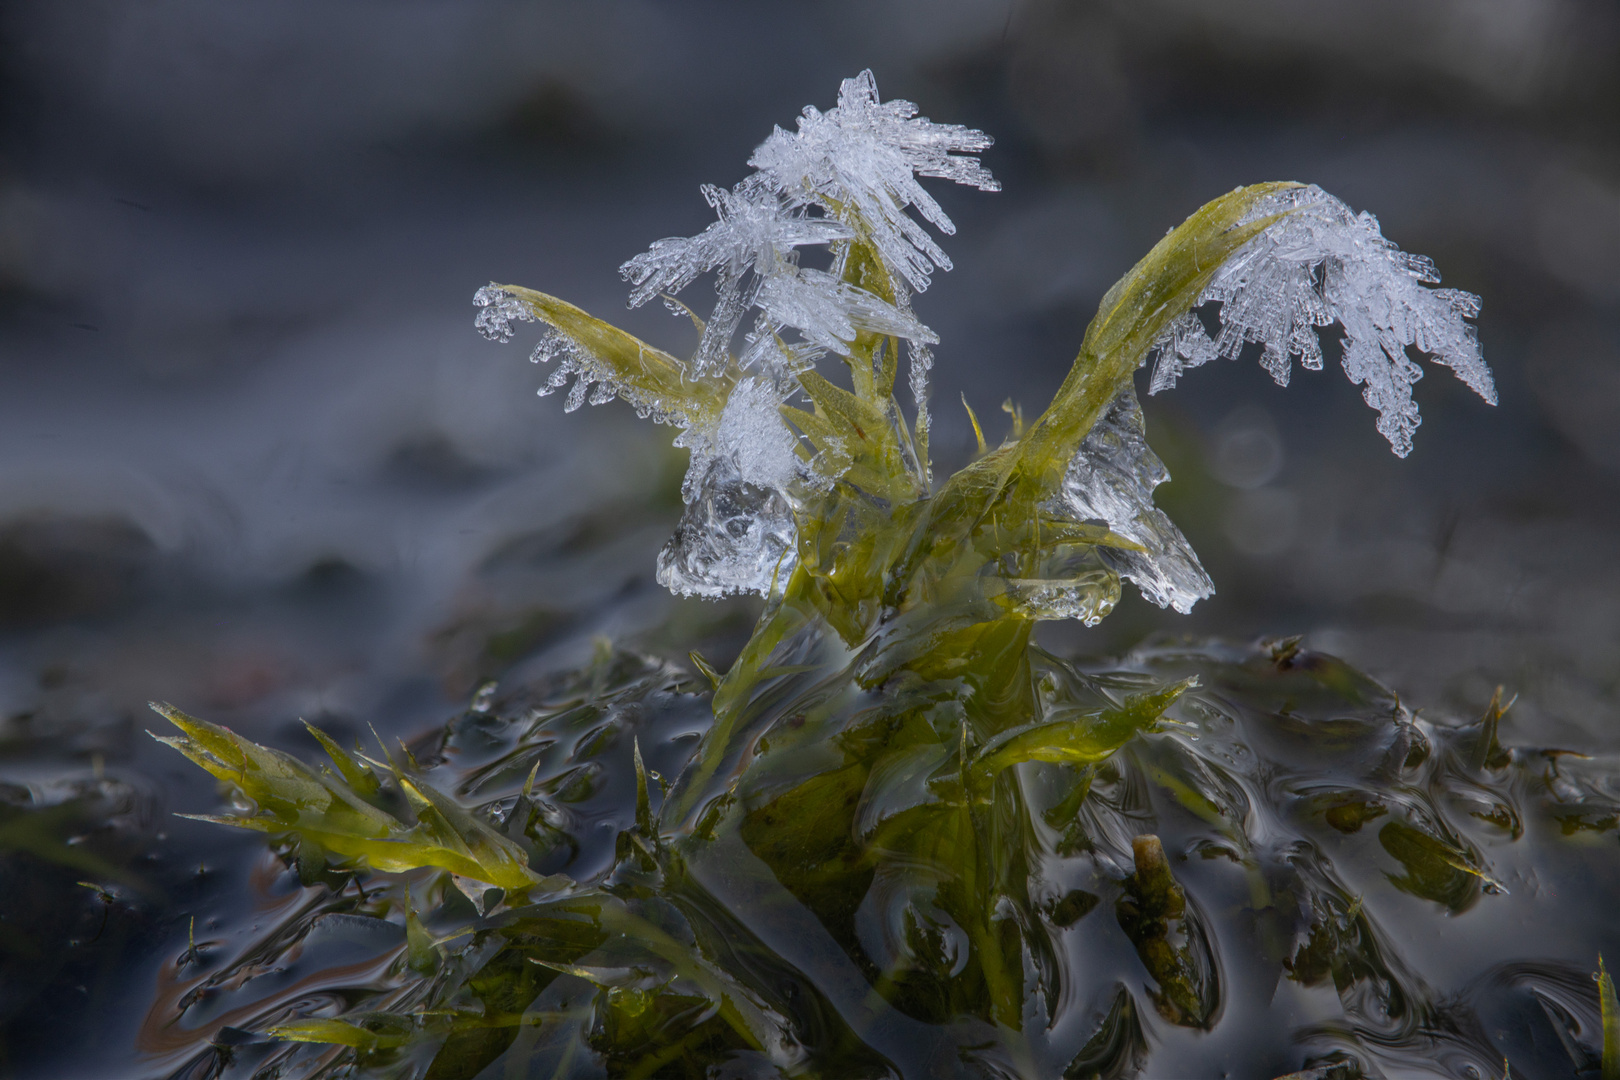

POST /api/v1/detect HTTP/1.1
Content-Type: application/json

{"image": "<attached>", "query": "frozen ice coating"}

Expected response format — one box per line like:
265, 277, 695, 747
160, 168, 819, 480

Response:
1003, 573, 1120, 627
534, 326, 630, 416
1056, 390, 1215, 614
1148, 184, 1496, 457
515, 309, 689, 426
713, 377, 804, 495
477, 80, 1490, 619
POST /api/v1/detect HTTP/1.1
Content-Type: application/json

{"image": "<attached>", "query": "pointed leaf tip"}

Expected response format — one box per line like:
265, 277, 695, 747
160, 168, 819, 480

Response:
633, 736, 653, 836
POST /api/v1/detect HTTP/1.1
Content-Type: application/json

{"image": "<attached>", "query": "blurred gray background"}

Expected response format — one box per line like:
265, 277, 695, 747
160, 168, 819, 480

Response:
0, 0, 1616, 767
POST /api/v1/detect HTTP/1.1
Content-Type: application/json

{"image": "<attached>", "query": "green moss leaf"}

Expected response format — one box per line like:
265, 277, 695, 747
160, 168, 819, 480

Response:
150, 702, 545, 892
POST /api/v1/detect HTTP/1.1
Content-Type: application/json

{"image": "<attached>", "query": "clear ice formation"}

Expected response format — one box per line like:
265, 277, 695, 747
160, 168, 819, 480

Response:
655, 454, 799, 600
653, 375, 821, 595
1148, 184, 1496, 457
477, 83, 1491, 615
1056, 390, 1214, 614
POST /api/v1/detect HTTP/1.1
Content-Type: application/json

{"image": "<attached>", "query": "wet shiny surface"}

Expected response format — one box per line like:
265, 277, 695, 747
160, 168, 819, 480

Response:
61, 640, 1620, 1079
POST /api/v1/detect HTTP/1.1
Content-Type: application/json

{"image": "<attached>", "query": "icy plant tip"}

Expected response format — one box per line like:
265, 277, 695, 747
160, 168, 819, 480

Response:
474, 70, 1494, 628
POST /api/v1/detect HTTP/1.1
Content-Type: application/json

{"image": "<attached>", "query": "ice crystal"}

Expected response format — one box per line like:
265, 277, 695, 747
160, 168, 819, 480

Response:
753, 267, 937, 355
1148, 185, 1496, 457
620, 179, 854, 377
907, 341, 935, 482
473, 283, 534, 342
605, 71, 997, 597
617, 70, 993, 407
736, 318, 826, 376
749, 69, 1000, 294
1056, 390, 1214, 614
713, 377, 806, 495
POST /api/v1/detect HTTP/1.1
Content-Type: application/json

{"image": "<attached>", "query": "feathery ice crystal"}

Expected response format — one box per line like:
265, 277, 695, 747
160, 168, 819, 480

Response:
474, 70, 1492, 617
1149, 183, 1495, 457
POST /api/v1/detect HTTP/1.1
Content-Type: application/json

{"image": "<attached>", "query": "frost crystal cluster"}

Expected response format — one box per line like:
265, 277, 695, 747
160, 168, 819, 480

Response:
1148, 184, 1496, 457
475, 76, 1492, 621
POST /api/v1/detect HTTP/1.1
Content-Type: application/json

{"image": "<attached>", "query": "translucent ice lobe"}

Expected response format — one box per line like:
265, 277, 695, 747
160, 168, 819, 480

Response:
1056, 390, 1214, 614
1148, 184, 1495, 457
656, 454, 798, 599
655, 377, 822, 598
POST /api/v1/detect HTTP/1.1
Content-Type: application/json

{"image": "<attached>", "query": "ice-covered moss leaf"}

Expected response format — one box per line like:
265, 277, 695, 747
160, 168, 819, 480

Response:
475, 284, 730, 429
1148, 184, 1495, 456
1055, 389, 1213, 614
149, 703, 545, 891
889, 184, 1296, 626
473, 282, 532, 342
1018, 182, 1300, 496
